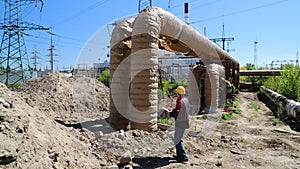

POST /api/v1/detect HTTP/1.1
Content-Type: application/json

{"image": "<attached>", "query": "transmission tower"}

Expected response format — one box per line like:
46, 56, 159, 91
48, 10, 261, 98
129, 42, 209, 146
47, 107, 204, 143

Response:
48, 37, 57, 73
138, 0, 152, 12
0, 0, 49, 85
210, 24, 234, 52
31, 47, 39, 71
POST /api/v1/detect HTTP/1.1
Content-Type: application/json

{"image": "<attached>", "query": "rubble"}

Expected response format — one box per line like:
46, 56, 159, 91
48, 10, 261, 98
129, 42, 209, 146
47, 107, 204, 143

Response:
0, 73, 299, 168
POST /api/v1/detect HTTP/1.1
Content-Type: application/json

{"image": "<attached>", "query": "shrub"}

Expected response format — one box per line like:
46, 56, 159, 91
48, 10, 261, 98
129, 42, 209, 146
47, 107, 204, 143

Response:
98, 69, 110, 87
264, 65, 300, 101
159, 79, 188, 98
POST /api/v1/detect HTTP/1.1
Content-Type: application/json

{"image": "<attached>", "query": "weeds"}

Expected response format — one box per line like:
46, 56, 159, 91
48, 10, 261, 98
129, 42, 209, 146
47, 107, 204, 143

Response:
233, 108, 242, 115
249, 102, 260, 111
240, 138, 251, 144
276, 102, 283, 119
157, 118, 174, 125
222, 113, 232, 120
272, 119, 285, 126
196, 115, 207, 120
8, 82, 22, 89
196, 114, 222, 121
248, 102, 260, 121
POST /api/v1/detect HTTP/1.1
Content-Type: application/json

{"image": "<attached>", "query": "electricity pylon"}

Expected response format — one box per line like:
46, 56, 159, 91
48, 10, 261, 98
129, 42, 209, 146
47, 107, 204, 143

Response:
0, 0, 49, 85
138, 0, 152, 12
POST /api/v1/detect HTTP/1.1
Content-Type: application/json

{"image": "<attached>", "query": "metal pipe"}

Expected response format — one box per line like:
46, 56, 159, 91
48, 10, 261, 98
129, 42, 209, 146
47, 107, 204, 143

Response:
262, 86, 300, 121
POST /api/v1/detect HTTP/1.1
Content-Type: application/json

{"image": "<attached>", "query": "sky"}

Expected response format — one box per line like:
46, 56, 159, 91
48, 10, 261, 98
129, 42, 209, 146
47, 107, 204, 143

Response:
1, 0, 299, 70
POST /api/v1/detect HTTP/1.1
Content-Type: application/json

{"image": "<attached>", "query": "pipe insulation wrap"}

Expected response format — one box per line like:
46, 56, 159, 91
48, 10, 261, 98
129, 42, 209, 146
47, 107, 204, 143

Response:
129, 8, 161, 130
156, 7, 238, 64
109, 18, 135, 130
262, 86, 300, 121
205, 64, 226, 113
109, 6, 239, 131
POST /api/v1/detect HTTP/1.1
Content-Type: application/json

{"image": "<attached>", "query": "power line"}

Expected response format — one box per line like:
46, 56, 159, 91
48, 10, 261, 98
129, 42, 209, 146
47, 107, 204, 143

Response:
191, 0, 221, 10
25, 33, 85, 48
190, 0, 289, 24
50, 0, 109, 28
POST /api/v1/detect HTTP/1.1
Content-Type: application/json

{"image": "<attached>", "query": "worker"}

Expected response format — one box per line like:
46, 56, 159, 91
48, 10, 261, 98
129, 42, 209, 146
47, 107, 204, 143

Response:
169, 86, 189, 162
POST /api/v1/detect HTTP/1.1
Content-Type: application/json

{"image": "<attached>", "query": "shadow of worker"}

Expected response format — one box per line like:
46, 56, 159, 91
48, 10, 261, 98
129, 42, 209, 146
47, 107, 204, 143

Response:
132, 156, 177, 168
55, 118, 115, 134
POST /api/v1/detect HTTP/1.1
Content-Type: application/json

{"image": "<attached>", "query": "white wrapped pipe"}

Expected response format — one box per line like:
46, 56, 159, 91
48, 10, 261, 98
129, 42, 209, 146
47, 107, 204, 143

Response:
109, 17, 135, 130
110, 7, 238, 131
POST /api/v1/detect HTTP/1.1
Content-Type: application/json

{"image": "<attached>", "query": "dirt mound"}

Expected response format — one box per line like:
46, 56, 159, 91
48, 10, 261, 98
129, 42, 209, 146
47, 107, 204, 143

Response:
0, 81, 114, 168
18, 73, 109, 123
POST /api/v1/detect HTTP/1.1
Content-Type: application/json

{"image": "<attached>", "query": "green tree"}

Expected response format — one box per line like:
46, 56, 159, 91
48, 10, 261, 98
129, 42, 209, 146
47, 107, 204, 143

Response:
98, 69, 110, 87
175, 78, 188, 88
264, 64, 300, 101
245, 63, 255, 70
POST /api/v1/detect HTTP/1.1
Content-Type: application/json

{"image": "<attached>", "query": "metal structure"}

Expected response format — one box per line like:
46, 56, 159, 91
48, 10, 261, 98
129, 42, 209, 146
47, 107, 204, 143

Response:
266, 59, 298, 69
31, 47, 39, 71
0, 0, 48, 85
48, 37, 57, 73
210, 24, 234, 53
138, 0, 152, 12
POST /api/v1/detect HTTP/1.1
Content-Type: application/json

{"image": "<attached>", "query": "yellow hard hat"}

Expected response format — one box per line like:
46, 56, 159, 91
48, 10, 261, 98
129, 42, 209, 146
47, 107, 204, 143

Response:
175, 86, 186, 95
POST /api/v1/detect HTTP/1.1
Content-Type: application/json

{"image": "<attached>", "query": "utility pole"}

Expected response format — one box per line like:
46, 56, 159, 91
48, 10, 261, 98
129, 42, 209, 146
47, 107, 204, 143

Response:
254, 41, 258, 68
138, 0, 152, 12
31, 47, 39, 71
0, 0, 49, 85
48, 37, 57, 73
204, 27, 207, 36
210, 23, 234, 52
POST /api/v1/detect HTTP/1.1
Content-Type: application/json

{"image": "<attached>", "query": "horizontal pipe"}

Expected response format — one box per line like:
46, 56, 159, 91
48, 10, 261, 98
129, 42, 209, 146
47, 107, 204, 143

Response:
262, 86, 300, 121
240, 70, 283, 76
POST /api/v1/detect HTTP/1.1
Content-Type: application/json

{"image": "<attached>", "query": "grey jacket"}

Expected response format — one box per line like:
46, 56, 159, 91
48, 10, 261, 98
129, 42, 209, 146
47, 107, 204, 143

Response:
175, 97, 190, 129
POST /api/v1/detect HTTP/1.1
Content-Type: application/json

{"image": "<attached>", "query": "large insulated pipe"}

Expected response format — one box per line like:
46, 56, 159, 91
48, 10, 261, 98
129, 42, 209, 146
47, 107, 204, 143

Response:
188, 64, 205, 114
110, 7, 238, 131
129, 8, 160, 131
156, 8, 238, 65
204, 64, 226, 113
109, 18, 134, 130
262, 86, 300, 122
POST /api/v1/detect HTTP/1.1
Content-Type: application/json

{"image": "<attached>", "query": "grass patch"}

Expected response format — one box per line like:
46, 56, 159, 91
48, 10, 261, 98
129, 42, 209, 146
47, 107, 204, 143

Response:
157, 118, 174, 125
196, 114, 222, 121
272, 119, 285, 126
240, 138, 251, 144
196, 115, 207, 120
233, 108, 242, 115
222, 112, 233, 120
249, 102, 260, 111
253, 111, 259, 118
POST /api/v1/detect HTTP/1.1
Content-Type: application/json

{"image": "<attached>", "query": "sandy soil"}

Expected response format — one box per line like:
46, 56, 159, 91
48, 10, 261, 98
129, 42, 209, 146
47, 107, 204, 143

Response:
0, 73, 299, 169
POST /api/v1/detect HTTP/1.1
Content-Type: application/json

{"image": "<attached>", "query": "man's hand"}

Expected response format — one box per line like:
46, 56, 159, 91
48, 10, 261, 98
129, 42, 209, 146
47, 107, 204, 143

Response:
167, 107, 173, 113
